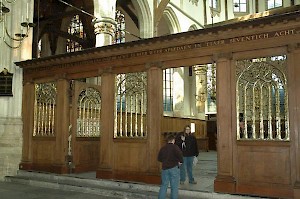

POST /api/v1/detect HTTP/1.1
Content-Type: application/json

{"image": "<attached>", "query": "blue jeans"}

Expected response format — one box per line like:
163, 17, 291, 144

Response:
158, 166, 180, 199
180, 156, 195, 183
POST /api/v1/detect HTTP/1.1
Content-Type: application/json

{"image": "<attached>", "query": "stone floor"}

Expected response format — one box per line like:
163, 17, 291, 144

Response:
65, 151, 217, 193
2, 151, 271, 199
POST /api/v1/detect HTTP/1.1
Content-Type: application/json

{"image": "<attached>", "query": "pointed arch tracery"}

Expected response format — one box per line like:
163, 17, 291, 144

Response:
163, 6, 181, 34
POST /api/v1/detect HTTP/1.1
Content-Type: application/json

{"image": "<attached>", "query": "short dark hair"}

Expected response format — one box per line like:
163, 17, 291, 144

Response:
167, 134, 175, 142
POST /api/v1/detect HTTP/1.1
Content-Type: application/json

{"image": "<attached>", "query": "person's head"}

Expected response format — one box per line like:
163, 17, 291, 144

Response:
167, 134, 175, 144
183, 125, 191, 135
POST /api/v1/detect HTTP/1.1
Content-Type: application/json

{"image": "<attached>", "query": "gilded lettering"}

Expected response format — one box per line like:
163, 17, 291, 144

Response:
194, 43, 202, 48
229, 38, 236, 43
206, 40, 225, 46
274, 30, 294, 37
176, 46, 185, 51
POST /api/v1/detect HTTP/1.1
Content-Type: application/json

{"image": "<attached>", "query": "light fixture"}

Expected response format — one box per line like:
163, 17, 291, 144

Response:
194, 65, 207, 102
194, 64, 216, 102
0, 0, 35, 49
207, 63, 216, 101
195, 92, 206, 102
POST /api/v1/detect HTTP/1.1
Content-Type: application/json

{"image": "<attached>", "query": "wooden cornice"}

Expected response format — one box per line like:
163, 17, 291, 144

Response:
16, 6, 300, 72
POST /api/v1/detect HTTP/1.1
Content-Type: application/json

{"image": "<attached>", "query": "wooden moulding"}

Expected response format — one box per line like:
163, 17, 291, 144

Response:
19, 163, 69, 174
236, 183, 293, 199
294, 181, 300, 199
214, 175, 236, 194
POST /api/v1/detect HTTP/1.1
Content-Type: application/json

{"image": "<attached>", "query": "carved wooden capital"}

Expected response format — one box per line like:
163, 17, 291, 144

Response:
98, 67, 113, 76
287, 43, 300, 53
213, 52, 233, 62
55, 73, 67, 80
145, 61, 163, 69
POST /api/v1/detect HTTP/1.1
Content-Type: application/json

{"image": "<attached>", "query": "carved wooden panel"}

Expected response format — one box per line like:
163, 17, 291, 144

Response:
237, 144, 291, 184
32, 139, 55, 164
114, 142, 147, 172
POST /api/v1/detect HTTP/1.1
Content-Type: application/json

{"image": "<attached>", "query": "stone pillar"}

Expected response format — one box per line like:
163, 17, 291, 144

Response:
19, 81, 35, 171
183, 67, 191, 116
146, 62, 163, 184
93, 17, 116, 47
91, 17, 116, 84
96, 72, 115, 179
52, 78, 70, 173
214, 53, 236, 193
173, 67, 184, 116
288, 45, 300, 198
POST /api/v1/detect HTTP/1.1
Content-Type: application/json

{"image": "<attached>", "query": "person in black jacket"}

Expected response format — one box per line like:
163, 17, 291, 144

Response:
158, 134, 183, 199
175, 125, 199, 185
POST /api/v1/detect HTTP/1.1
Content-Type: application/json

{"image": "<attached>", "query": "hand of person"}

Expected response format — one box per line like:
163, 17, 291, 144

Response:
181, 136, 185, 141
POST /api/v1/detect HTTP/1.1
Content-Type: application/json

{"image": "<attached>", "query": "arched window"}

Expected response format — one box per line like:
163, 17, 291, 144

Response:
209, 0, 219, 10
114, 10, 125, 44
67, 15, 85, 52
233, 0, 248, 13
163, 69, 173, 112
267, 0, 282, 9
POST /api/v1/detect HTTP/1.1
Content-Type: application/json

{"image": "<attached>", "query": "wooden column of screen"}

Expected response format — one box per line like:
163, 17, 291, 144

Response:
213, 53, 236, 193
19, 81, 35, 170
146, 63, 163, 184
52, 78, 70, 173
96, 73, 115, 179
288, 45, 300, 198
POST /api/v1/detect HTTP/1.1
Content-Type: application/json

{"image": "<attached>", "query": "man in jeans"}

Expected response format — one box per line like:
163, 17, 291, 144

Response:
157, 134, 183, 199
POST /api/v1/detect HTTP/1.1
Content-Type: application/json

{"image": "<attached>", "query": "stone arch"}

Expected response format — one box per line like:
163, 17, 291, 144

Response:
162, 6, 181, 34
188, 24, 198, 31
131, 0, 153, 38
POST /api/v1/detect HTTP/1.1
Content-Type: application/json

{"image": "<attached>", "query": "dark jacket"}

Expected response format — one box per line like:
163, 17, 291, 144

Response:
157, 143, 183, 170
175, 133, 199, 157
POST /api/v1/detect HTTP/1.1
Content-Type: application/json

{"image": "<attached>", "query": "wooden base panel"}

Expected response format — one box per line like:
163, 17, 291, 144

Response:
19, 162, 33, 170
96, 169, 161, 184
293, 181, 300, 199
214, 175, 236, 193
72, 164, 98, 173
96, 169, 113, 179
236, 184, 293, 199
19, 163, 69, 174
294, 189, 300, 199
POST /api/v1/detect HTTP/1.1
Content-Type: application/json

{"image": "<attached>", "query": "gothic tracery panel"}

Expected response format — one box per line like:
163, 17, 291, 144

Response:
114, 72, 147, 138
236, 55, 289, 141
76, 87, 101, 137
33, 83, 57, 136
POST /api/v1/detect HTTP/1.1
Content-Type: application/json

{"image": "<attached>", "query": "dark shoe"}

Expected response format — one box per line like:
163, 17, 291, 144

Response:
180, 181, 184, 185
189, 181, 197, 184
